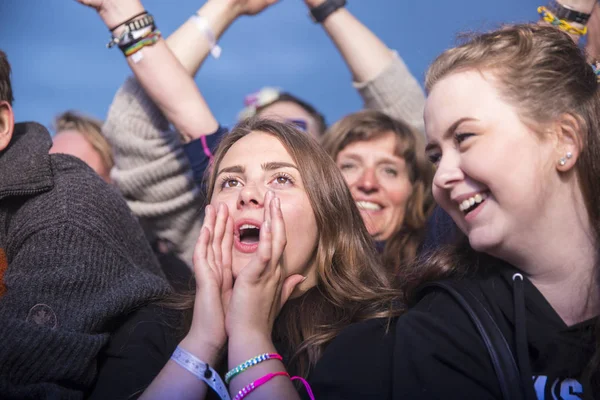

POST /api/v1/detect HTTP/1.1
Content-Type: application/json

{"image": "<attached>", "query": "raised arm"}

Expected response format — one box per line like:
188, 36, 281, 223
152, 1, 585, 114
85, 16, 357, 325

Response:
167, 0, 280, 76
77, 0, 224, 265
94, 0, 219, 139
303, 0, 426, 134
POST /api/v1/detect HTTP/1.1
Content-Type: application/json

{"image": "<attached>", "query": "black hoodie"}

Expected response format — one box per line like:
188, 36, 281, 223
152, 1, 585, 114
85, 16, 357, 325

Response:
392, 263, 596, 400
306, 263, 595, 399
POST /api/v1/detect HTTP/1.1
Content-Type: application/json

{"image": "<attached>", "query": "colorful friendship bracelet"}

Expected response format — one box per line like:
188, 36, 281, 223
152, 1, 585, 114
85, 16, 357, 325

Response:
234, 371, 289, 400
538, 6, 588, 36
225, 353, 283, 384
170, 346, 231, 400
122, 30, 162, 58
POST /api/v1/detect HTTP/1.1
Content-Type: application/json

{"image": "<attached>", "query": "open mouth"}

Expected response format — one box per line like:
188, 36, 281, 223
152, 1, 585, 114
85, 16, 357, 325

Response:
239, 224, 260, 244
458, 192, 488, 215
356, 200, 383, 212
234, 221, 262, 253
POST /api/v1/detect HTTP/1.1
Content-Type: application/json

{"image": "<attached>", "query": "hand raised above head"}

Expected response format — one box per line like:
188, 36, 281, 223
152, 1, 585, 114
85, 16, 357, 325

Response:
229, 0, 281, 17
304, 0, 327, 9
226, 191, 305, 340
74, 0, 107, 11
73, 0, 145, 31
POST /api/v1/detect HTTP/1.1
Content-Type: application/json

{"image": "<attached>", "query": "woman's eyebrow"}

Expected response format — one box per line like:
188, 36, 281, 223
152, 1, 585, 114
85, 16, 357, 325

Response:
262, 162, 298, 171
216, 165, 244, 176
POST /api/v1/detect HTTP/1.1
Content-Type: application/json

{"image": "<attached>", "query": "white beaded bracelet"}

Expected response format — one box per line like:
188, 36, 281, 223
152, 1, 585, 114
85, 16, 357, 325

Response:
170, 346, 231, 400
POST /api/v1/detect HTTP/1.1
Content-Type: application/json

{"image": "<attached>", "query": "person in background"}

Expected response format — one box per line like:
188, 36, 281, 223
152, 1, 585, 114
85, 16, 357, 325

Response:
50, 111, 114, 183
0, 49, 171, 397
322, 110, 434, 273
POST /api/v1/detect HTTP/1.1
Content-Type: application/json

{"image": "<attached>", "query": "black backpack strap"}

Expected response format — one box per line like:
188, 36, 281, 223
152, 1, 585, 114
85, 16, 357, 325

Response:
418, 281, 525, 400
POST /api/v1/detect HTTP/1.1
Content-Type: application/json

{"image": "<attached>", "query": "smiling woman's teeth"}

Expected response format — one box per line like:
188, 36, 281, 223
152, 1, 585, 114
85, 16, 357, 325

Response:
459, 193, 488, 212
356, 201, 382, 211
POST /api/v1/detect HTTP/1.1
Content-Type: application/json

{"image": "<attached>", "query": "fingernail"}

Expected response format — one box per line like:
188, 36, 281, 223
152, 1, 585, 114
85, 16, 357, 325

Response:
301, 276, 307, 282
263, 220, 271, 233
275, 197, 281, 209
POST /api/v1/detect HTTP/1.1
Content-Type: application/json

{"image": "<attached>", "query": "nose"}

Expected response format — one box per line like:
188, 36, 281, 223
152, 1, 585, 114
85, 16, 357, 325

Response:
356, 167, 380, 195
237, 183, 264, 209
433, 153, 464, 190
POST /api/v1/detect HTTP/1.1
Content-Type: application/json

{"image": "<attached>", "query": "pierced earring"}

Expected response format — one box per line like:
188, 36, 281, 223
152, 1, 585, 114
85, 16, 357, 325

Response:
559, 152, 572, 166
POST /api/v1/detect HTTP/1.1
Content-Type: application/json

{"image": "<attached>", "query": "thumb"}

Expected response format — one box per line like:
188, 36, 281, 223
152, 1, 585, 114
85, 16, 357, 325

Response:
279, 274, 307, 309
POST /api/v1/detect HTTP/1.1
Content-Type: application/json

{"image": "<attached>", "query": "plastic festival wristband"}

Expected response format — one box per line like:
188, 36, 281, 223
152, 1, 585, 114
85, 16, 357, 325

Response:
171, 346, 231, 400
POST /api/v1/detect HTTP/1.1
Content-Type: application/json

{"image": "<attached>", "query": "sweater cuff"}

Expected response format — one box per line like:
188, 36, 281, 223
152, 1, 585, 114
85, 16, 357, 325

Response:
183, 126, 229, 188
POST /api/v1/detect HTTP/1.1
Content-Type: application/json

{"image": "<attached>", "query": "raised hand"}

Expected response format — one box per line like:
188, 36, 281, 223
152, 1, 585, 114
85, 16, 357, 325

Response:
303, 0, 326, 8
74, 0, 107, 11
181, 203, 234, 357
73, 0, 145, 31
229, 0, 281, 16
225, 191, 305, 340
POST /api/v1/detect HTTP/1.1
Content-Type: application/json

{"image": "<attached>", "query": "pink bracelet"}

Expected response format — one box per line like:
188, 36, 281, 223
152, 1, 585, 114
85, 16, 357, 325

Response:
234, 371, 289, 400
233, 372, 316, 400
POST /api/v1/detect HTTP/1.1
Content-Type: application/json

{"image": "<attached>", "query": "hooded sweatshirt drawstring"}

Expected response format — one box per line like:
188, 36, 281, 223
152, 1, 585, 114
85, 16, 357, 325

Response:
512, 273, 538, 400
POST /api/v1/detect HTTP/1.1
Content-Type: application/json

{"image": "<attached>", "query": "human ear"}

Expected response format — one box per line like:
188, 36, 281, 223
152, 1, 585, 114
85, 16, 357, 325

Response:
0, 101, 14, 152
552, 113, 583, 172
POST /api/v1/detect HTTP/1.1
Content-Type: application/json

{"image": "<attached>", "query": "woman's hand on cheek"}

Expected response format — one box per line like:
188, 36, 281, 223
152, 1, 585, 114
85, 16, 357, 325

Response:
180, 203, 234, 359
226, 191, 305, 342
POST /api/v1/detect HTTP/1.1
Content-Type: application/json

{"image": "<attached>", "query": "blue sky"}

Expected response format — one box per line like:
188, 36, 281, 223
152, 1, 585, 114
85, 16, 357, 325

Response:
0, 0, 535, 133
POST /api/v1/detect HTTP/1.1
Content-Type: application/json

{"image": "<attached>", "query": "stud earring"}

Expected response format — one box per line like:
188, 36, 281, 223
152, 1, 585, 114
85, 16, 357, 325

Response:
559, 152, 572, 166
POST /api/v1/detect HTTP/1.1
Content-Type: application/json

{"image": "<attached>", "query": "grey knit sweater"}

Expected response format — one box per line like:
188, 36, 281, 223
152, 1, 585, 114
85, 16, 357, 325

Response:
0, 122, 171, 399
103, 51, 425, 267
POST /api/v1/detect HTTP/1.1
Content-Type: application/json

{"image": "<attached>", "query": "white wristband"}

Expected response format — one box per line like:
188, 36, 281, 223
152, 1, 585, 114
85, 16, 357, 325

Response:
190, 14, 222, 59
171, 346, 231, 400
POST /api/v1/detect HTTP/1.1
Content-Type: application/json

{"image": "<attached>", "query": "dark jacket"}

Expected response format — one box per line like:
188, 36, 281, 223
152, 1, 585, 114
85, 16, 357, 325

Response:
392, 264, 595, 400
305, 262, 595, 399
0, 122, 171, 399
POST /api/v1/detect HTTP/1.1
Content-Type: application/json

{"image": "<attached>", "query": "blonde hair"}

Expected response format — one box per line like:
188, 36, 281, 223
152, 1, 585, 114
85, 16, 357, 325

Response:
54, 111, 114, 172
322, 110, 434, 273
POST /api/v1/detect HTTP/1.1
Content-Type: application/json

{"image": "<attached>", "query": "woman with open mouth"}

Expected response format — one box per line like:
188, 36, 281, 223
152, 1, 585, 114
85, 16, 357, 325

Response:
97, 117, 402, 399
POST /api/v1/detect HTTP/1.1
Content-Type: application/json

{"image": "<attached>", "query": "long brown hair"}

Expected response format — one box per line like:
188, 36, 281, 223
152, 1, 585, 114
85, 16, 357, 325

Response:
321, 110, 434, 274
205, 117, 400, 377
405, 24, 600, 393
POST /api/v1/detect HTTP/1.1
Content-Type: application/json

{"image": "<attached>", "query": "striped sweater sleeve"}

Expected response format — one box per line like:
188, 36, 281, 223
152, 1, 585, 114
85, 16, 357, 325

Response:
354, 51, 426, 136
102, 76, 202, 266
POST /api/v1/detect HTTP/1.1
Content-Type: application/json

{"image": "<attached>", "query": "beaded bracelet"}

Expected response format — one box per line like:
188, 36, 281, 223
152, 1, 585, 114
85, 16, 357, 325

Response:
225, 353, 283, 384
538, 6, 588, 36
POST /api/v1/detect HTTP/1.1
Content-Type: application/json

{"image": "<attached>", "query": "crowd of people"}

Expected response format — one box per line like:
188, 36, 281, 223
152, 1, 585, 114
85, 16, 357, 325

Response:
1, 0, 600, 399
